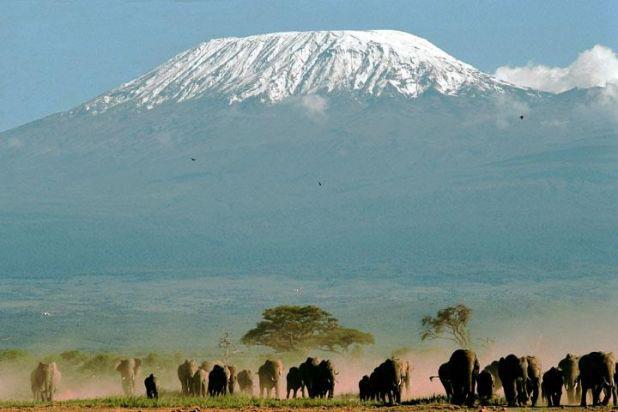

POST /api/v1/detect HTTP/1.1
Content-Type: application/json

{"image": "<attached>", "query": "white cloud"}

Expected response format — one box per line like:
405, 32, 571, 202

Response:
495, 45, 618, 93
299, 95, 328, 115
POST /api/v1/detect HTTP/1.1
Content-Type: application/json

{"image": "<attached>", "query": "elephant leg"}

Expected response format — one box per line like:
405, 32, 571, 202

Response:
566, 384, 574, 404
554, 393, 559, 407
580, 384, 588, 407
506, 380, 517, 407
592, 385, 600, 406
531, 380, 539, 407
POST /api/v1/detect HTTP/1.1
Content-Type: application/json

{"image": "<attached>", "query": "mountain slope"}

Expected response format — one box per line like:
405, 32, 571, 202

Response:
1, 31, 617, 351
80, 30, 516, 114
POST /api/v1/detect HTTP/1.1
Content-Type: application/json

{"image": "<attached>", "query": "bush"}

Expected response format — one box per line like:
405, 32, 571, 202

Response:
80, 353, 116, 375
0, 349, 30, 363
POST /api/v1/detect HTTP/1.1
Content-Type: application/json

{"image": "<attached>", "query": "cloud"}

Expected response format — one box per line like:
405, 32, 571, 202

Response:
287, 94, 329, 119
299, 95, 328, 115
581, 82, 618, 124
493, 94, 530, 129
495, 45, 618, 93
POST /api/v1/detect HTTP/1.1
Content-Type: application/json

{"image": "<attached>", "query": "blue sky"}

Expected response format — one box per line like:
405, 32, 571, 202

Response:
1, 0, 617, 132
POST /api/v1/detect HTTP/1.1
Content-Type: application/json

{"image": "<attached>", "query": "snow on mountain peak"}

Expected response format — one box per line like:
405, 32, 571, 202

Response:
83, 30, 512, 113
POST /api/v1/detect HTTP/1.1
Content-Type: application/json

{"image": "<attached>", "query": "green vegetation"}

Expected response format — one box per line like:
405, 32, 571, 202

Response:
241, 305, 374, 353
0, 395, 468, 409
0, 394, 371, 409
0, 349, 30, 362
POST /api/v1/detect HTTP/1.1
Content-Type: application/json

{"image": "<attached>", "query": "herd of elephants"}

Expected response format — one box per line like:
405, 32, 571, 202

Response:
28, 350, 618, 407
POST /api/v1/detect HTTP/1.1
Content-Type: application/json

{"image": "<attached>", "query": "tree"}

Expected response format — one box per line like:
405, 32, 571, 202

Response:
420, 304, 472, 349
218, 331, 242, 363
241, 305, 374, 353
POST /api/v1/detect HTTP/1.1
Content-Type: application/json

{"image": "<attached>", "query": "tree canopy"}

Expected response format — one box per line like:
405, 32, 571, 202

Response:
420, 304, 472, 349
241, 305, 374, 353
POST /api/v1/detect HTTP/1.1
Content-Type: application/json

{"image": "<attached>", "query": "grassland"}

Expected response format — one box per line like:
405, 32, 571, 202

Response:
0, 395, 609, 412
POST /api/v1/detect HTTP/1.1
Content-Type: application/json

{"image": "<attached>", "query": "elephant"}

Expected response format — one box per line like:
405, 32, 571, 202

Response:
524, 356, 542, 407
144, 374, 159, 399
430, 362, 452, 402
359, 375, 372, 401
258, 359, 283, 398
579, 351, 617, 407
394, 358, 411, 399
286, 366, 304, 398
30, 362, 61, 401
208, 364, 230, 396
199, 361, 213, 372
558, 353, 580, 404
482, 360, 502, 391
542, 367, 563, 406
315, 359, 336, 398
192, 368, 209, 397
368, 358, 406, 404
447, 349, 479, 406
227, 364, 237, 394
115, 358, 142, 397
299, 357, 321, 398
476, 370, 494, 405
237, 369, 254, 395
177, 360, 198, 395
498, 354, 529, 407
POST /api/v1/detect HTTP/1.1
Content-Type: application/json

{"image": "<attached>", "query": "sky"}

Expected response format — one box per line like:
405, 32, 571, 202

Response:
0, 0, 617, 132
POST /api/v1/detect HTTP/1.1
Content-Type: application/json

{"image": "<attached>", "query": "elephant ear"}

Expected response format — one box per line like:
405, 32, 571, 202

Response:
115, 360, 123, 371
135, 358, 143, 370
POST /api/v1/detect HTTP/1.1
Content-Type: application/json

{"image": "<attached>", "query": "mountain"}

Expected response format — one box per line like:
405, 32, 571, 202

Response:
1, 31, 617, 350
79, 30, 517, 114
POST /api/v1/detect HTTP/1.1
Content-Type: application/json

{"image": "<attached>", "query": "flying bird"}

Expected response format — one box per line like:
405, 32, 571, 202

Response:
519, 115, 524, 120
191, 158, 196, 162
318, 182, 322, 186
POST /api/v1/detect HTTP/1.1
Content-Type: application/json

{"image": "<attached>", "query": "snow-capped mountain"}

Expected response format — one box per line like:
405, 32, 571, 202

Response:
2, 30, 617, 351
82, 30, 515, 113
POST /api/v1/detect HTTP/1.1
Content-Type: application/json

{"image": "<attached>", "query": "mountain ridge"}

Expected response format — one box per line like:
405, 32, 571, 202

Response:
79, 30, 521, 114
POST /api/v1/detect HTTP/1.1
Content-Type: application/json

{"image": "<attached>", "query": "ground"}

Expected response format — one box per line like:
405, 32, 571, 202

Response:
0, 397, 614, 412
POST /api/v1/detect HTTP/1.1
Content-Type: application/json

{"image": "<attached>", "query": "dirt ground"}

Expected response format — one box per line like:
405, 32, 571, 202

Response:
1, 406, 615, 412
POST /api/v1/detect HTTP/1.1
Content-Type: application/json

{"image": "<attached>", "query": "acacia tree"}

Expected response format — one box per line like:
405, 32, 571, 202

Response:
218, 331, 242, 363
420, 304, 472, 349
241, 305, 374, 353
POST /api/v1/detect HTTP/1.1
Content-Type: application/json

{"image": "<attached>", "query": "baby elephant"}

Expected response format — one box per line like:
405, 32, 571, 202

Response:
144, 374, 159, 399
477, 370, 494, 405
542, 367, 563, 406
359, 375, 372, 401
